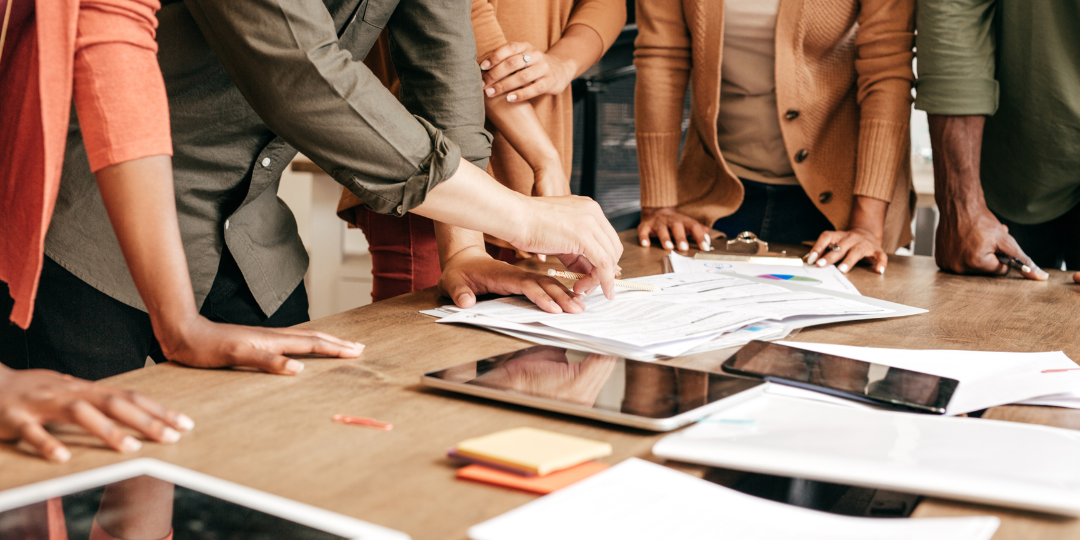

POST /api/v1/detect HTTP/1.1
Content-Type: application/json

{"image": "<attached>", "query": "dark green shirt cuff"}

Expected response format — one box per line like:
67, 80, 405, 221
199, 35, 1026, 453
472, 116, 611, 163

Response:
915, 75, 999, 116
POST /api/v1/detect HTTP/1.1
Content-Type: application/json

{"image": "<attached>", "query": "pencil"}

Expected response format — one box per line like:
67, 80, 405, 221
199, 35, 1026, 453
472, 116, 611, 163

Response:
546, 269, 660, 292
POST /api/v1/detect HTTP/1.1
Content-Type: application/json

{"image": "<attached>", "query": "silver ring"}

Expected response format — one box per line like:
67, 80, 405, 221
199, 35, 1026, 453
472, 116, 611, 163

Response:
522, 54, 531, 68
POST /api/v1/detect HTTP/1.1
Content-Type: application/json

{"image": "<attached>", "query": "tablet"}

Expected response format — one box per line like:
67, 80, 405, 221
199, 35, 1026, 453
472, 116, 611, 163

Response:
420, 345, 765, 431
0, 458, 408, 540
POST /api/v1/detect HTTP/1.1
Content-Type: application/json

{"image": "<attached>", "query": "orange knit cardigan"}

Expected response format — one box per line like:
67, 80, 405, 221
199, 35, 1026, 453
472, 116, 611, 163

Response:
0, 0, 172, 328
634, 0, 915, 250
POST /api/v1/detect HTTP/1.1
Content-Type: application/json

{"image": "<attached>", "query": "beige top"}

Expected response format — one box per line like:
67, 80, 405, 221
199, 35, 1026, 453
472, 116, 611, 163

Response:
717, 0, 798, 186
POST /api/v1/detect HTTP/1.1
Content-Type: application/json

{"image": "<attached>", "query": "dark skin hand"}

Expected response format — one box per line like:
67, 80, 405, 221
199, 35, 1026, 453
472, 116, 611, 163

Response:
928, 115, 1048, 280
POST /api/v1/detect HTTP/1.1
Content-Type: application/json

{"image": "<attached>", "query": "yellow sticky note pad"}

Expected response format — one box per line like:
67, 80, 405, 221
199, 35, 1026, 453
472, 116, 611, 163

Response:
455, 427, 613, 476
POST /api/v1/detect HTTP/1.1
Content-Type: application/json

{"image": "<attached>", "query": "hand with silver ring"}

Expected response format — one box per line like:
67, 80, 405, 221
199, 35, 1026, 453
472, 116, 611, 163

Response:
479, 41, 575, 102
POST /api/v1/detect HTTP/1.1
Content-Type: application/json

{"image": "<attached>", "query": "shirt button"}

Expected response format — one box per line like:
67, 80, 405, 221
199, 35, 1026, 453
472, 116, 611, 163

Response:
795, 149, 809, 163
819, 191, 833, 204
225, 219, 231, 230
396, 205, 404, 215
261, 157, 271, 168
785, 110, 800, 121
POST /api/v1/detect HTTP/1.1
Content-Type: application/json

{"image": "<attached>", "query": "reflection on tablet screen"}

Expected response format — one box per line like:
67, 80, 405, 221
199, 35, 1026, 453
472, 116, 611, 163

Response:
426, 345, 761, 419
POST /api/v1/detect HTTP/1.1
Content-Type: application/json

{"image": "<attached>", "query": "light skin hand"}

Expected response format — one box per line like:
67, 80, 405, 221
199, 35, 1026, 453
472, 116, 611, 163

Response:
434, 224, 584, 314
480, 25, 605, 102
927, 115, 1048, 280
411, 159, 622, 299
0, 365, 193, 463
637, 207, 712, 252
806, 196, 889, 274
95, 156, 365, 377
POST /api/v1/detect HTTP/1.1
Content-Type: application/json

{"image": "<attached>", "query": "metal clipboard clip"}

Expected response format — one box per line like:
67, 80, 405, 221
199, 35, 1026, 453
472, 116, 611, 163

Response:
693, 231, 804, 266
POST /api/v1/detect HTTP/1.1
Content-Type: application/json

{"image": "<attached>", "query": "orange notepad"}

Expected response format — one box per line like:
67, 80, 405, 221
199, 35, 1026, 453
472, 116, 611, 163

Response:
456, 461, 611, 494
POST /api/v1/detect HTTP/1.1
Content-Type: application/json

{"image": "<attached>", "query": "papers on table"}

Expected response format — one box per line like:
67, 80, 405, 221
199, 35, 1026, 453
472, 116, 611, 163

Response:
438, 272, 925, 361
468, 458, 1000, 540
668, 252, 861, 295
654, 394, 1080, 516
771, 342, 1080, 415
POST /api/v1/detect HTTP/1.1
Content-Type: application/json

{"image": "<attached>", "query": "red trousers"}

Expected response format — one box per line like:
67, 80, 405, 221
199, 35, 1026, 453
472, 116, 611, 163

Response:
352, 207, 442, 302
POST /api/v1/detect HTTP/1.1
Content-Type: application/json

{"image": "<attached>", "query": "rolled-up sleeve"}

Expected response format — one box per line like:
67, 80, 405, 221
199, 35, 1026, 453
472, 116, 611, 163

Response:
183, 0, 470, 215
387, 0, 491, 170
74, 0, 173, 172
914, 0, 999, 116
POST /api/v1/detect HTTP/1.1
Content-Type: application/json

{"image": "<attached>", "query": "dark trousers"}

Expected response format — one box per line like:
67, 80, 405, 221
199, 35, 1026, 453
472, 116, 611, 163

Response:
712, 179, 835, 246
0, 249, 309, 381
995, 202, 1080, 271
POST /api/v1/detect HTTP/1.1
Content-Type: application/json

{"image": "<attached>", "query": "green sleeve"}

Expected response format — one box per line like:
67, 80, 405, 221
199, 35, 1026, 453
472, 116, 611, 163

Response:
914, 0, 999, 115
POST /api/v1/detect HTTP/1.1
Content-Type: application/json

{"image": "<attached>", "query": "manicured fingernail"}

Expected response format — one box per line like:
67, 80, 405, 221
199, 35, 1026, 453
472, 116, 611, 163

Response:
806, 252, 818, 265
549, 302, 563, 313
816, 259, 827, 267
161, 427, 180, 444
481, 60, 490, 69
877, 265, 885, 274
538, 254, 547, 262
641, 239, 650, 247
838, 264, 849, 273
51, 447, 72, 463
664, 241, 674, 250
485, 88, 494, 97
1021, 264, 1032, 273
121, 436, 142, 453
678, 241, 689, 251
507, 94, 517, 102
177, 414, 195, 431
285, 359, 305, 375
457, 293, 474, 305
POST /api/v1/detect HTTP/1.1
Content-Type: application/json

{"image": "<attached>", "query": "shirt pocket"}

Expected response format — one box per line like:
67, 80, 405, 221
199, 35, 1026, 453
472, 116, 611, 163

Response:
361, 0, 396, 29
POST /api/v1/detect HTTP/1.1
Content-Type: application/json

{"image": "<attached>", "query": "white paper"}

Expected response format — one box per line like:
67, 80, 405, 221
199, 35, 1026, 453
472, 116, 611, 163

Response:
468, 458, 1000, 540
774, 341, 1080, 415
668, 252, 861, 295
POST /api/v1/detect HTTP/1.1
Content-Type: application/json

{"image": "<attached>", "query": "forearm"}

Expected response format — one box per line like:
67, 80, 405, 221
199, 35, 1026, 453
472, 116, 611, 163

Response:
95, 156, 199, 339
412, 158, 531, 244
547, 24, 605, 81
928, 115, 988, 213
485, 98, 561, 176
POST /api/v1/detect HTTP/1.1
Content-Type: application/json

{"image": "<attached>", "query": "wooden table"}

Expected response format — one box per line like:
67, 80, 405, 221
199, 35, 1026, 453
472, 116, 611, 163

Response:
2, 231, 1079, 539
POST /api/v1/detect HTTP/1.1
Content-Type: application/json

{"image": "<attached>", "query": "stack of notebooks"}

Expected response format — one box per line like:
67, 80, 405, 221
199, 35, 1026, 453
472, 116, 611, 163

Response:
437, 271, 925, 361
451, 427, 612, 494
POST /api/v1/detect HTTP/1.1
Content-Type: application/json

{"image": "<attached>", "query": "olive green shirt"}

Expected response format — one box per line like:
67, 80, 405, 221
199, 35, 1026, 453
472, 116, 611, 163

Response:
45, 0, 491, 316
914, 0, 1080, 224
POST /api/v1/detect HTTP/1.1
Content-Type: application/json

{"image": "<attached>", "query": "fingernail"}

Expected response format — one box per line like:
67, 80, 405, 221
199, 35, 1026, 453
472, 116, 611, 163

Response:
51, 447, 72, 463
121, 436, 142, 453
285, 359, 305, 375
177, 414, 195, 431
877, 265, 885, 274
481, 60, 490, 69
641, 239, 650, 247
485, 88, 494, 97
161, 427, 180, 444
664, 241, 674, 250
816, 259, 827, 267
838, 264, 849, 273
806, 252, 819, 265
549, 302, 563, 313
1022, 264, 1032, 273
678, 241, 689, 251
457, 293, 474, 305
507, 94, 517, 102
537, 254, 547, 262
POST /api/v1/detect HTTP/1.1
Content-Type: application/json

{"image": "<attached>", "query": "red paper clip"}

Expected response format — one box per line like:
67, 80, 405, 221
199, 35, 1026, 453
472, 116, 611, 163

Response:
333, 414, 392, 430
1042, 368, 1080, 373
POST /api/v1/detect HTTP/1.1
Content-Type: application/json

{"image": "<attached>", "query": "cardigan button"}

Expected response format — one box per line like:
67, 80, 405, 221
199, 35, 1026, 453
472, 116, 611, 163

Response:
819, 191, 833, 204
785, 110, 800, 121
795, 149, 809, 163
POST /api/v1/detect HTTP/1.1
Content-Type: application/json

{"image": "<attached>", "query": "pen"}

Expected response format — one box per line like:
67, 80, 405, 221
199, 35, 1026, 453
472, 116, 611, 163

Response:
546, 269, 660, 292
996, 254, 1031, 274
333, 414, 393, 430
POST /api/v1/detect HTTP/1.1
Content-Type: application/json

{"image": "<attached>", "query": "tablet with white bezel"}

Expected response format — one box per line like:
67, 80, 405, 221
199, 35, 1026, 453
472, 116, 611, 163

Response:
0, 458, 409, 539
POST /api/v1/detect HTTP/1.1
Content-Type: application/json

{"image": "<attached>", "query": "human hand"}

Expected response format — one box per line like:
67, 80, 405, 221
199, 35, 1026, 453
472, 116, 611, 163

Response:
509, 195, 622, 299
159, 317, 365, 376
481, 41, 574, 102
806, 228, 887, 274
472, 346, 618, 406
637, 207, 712, 252
438, 247, 585, 314
935, 201, 1047, 280
0, 367, 193, 462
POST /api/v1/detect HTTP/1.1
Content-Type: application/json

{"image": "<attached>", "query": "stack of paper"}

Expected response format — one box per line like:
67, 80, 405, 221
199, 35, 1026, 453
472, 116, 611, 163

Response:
451, 427, 612, 476
667, 252, 861, 295
439, 272, 925, 360
468, 458, 1000, 540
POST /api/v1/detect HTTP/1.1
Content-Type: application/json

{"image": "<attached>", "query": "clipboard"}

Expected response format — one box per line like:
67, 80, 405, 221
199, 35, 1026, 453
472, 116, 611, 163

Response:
693, 232, 804, 266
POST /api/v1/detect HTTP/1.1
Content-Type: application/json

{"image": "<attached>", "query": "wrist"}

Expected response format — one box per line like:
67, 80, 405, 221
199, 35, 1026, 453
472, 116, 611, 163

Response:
149, 308, 201, 358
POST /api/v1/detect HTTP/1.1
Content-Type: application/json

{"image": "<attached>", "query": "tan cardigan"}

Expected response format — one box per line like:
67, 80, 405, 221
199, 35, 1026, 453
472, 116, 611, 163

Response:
634, 0, 915, 250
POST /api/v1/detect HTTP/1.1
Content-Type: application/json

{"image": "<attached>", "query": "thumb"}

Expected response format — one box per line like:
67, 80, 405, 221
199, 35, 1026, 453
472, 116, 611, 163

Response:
999, 235, 1049, 281
440, 272, 477, 308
